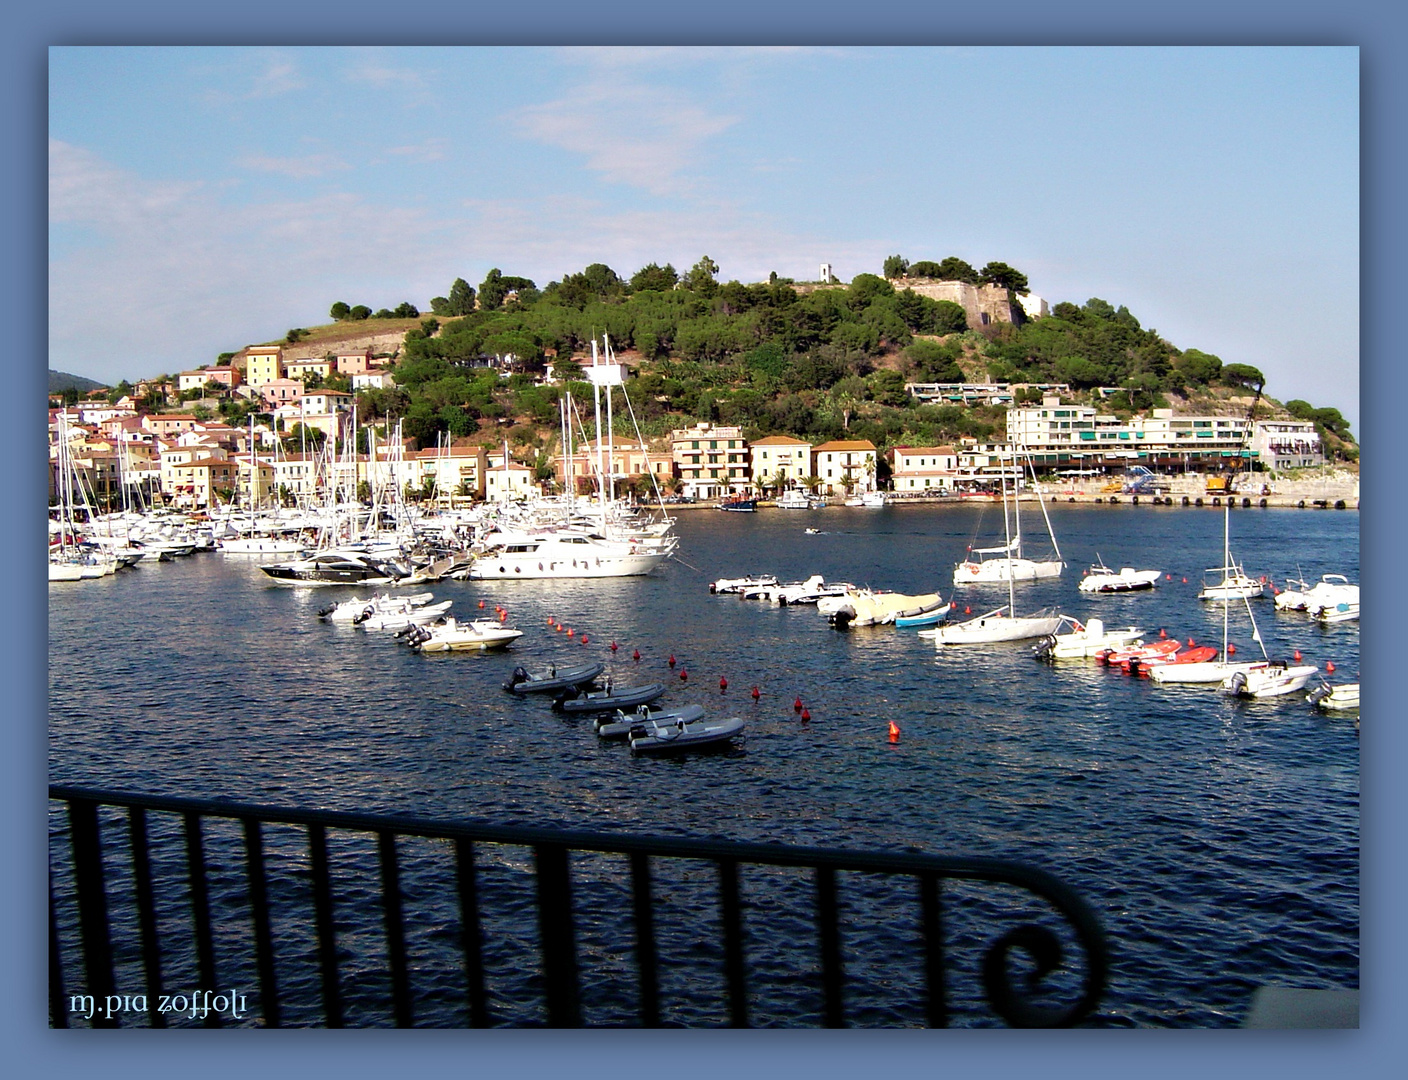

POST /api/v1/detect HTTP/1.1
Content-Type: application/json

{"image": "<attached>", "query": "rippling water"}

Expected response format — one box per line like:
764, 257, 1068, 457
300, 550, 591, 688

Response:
49, 503, 1359, 1027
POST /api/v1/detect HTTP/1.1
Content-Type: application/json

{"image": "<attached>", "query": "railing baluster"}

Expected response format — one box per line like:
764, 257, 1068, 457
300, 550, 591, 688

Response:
629, 852, 660, 1027
454, 838, 491, 1028
127, 807, 166, 1027
48, 871, 69, 1029
378, 831, 413, 1027
67, 797, 117, 1027
815, 866, 845, 1028
183, 812, 221, 1028
717, 858, 748, 1028
307, 824, 344, 1027
534, 843, 580, 1026
242, 818, 281, 1028
920, 872, 947, 1028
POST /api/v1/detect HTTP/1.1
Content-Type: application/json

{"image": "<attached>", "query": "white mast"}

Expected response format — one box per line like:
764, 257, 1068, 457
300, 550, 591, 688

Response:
591, 337, 606, 525
1004, 447, 1016, 616
604, 333, 616, 505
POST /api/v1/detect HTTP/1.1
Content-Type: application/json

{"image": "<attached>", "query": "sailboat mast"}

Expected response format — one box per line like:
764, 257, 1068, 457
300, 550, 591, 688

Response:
604, 333, 616, 506
591, 338, 605, 524
1004, 448, 1016, 615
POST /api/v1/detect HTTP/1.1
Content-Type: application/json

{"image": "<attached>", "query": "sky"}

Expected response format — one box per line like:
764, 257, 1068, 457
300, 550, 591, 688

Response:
48, 45, 1360, 432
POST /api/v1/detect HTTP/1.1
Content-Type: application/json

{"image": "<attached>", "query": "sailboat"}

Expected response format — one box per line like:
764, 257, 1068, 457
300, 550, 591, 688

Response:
926, 449, 1065, 645
953, 452, 1063, 585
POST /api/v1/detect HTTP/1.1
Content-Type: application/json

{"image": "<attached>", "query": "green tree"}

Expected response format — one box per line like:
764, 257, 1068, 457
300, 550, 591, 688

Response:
350, 305, 372, 320
393, 301, 420, 318
684, 256, 720, 296
447, 278, 476, 315
934, 256, 979, 283
882, 254, 910, 279
1221, 363, 1264, 388
630, 262, 679, 292
330, 301, 351, 320
978, 262, 1030, 294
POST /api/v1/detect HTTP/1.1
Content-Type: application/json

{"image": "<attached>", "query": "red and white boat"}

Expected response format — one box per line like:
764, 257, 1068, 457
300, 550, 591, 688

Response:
1097, 639, 1180, 667
1135, 645, 1219, 676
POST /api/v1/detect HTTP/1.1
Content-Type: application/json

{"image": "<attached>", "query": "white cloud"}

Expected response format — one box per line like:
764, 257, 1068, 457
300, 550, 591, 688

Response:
510, 75, 738, 196
383, 138, 449, 164
200, 51, 305, 105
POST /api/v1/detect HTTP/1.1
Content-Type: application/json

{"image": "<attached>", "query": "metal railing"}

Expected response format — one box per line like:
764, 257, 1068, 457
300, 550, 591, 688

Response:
49, 784, 1109, 1028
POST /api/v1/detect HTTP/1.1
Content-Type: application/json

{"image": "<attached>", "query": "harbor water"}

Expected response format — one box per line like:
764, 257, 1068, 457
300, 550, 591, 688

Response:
48, 503, 1360, 1027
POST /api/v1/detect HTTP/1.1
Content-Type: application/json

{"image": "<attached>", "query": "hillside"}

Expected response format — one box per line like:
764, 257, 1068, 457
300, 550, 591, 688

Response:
49, 369, 106, 394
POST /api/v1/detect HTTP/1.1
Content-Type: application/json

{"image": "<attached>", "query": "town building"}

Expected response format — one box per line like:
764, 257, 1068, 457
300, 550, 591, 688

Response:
1251, 420, 1324, 471
749, 435, 812, 490
243, 346, 284, 387
669, 422, 750, 499
351, 371, 397, 392
555, 439, 674, 496
812, 440, 878, 495
889, 445, 961, 493
335, 349, 374, 377
1006, 399, 1253, 470
906, 382, 1070, 407
284, 358, 335, 384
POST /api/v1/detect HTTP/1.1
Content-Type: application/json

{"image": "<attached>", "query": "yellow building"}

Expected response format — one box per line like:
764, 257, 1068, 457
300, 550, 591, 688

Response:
812, 440, 878, 495
749, 435, 812, 489
243, 346, 284, 387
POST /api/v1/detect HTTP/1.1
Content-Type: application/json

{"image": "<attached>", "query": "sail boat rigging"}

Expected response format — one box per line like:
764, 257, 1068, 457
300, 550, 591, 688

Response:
953, 450, 1063, 585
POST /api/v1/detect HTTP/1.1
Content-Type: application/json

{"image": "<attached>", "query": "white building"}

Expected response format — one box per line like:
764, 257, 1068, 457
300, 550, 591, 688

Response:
1006, 399, 1252, 469
1251, 420, 1323, 471
890, 446, 961, 492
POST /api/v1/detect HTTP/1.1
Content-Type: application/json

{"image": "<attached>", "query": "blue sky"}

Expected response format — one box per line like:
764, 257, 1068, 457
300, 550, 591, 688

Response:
49, 45, 1359, 431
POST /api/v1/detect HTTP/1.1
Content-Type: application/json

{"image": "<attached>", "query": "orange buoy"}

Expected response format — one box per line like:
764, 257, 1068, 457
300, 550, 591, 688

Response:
668, 654, 676, 668
964, 606, 971, 615
888, 720, 900, 743
556, 623, 564, 632
581, 635, 589, 644
1227, 643, 1236, 654
1293, 649, 1302, 661
949, 602, 957, 609
566, 627, 574, 637
479, 600, 486, 609
794, 697, 803, 713
1326, 661, 1336, 673
1259, 575, 1267, 583
1159, 628, 1167, 638
800, 707, 811, 722
499, 612, 507, 623
751, 686, 760, 701
1165, 574, 1172, 580
632, 649, 640, 662
1187, 638, 1195, 647
1182, 577, 1188, 583
679, 669, 688, 682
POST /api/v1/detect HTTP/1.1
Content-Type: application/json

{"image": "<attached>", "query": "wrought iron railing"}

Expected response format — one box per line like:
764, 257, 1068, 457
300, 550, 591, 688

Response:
49, 784, 1108, 1028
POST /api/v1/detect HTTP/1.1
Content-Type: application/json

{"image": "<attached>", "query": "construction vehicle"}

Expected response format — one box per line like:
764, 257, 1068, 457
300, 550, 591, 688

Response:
1206, 380, 1265, 495
1123, 465, 1170, 495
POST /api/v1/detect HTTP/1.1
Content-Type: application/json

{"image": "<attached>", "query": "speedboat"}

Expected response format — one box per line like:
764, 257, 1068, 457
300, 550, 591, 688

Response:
1078, 562, 1162, 593
1307, 682, 1359, 711
628, 715, 746, 754
764, 576, 855, 605
829, 592, 943, 629
503, 662, 607, 694
1133, 645, 1220, 676
357, 600, 453, 631
406, 617, 523, 652
261, 550, 405, 587
594, 704, 707, 739
1316, 599, 1359, 624
1276, 574, 1357, 613
710, 574, 779, 595
777, 490, 820, 509
718, 497, 757, 512
554, 681, 667, 714
1222, 662, 1319, 698
470, 528, 672, 580
1033, 617, 1144, 660
319, 592, 435, 622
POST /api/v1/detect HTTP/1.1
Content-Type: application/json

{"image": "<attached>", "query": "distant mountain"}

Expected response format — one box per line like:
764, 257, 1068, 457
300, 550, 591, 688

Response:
49, 370, 106, 394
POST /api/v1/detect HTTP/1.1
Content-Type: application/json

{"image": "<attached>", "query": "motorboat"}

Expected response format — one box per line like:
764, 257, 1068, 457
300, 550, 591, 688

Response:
1307, 682, 1359, 711
1275, 574, 1357, 613
763, 576, 855, 605
1096, 638, 1181, 669
711, 574, 779, 595
777, 490, 821, 509
319, 592, 435, 622
406, 617, 523, 652
503, 662, 607, 694
1033, 618, 1144, 660
628, 715, 746, 754
1148, 658, 1262, 685
594, 704, 707, 739
718, 497, 758, 512
895, 602, 950, 628
219, 535, 304, 554
829, 592, 943, 629
357, 600, 453, 631
1222, 662, 1319, 698
1078, 560, 1162, 593
261, 549, 406, 587
860, 491, 889, 508
469, 527, 672, 580
1316, 599, 1359, 624
554, 681, 667, 714
1133, 645, 1220, 676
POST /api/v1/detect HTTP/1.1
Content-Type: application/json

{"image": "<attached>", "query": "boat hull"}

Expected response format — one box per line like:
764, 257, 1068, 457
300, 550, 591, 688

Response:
954, 558, 1063, 586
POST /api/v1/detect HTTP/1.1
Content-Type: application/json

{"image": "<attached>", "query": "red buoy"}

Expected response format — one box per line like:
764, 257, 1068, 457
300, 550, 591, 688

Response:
679, 669, 688, 682
581, 635, 589, 644
632, 649, 640, 662
566, 627, 574, 637
1326, 661, 1336, 673
1293, 649, 1302, 661
1165, 574, 1172, 580
794, 697, 803, 714
1228, 643, 1236, 654
610, 641, 618, 652
1187, 638, 1195, 647
556, 624, 564, 632
668, 654, 676, 668
888, 720, 899, 743
1159, 628, 1167, 639
479, 600, 486, 609
719, 676, 728, 693
800, 707, 811, 722
1182, 577, 1188, 583
751, 686, 760, 701
500, 612, 507, 623
964, 606, 971, 615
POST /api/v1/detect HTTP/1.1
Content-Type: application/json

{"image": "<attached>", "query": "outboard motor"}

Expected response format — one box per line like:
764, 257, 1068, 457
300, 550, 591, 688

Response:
504, 666, 529, 690
1307, 684, 1330, 706
1226, 671, 1248, 697
352, 605, 373, 624
1033, 635, 1056, 663
317, 605, 334, 619
830, 605, 855, 630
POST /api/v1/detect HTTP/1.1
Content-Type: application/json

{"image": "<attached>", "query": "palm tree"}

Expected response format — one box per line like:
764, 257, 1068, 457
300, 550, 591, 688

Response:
802, 474, 822, 495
